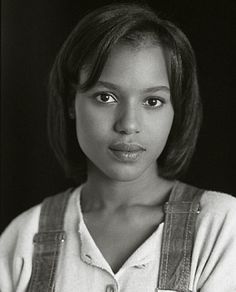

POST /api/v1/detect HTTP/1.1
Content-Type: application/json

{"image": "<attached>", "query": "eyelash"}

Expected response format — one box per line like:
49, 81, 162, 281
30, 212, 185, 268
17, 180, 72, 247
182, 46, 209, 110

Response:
143, 97, 164, 108
93, 92, 165, 108
94, 92, 117, 104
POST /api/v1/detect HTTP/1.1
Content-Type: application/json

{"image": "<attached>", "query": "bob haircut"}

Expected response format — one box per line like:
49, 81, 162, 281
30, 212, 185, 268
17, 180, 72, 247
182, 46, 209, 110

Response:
48, 2, 202, 183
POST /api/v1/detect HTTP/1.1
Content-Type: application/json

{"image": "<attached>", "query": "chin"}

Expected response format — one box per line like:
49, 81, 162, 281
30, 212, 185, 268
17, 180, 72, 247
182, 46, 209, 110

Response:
102, 165, 147, 182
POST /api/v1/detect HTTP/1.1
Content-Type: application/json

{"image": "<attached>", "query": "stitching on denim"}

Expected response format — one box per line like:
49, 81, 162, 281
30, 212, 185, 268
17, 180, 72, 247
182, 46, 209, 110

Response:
182, 212, 191, 290
181, 201, 195, 291
161, 217, 168, 286
46, 193, 69, 291
159, 210, 169, 287
159, 227, 165, 287
159, 215, 165, 286
28, 252, 40, 291
163, 204, 173, 287
28, 204, 49, 291
27, 190, 72, 291
48, 242, 58, 291
157, 185, 203, 291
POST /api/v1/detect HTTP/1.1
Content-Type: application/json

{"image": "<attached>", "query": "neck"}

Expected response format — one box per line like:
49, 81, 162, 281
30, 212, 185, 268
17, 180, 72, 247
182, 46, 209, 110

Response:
81, 164, 175, 212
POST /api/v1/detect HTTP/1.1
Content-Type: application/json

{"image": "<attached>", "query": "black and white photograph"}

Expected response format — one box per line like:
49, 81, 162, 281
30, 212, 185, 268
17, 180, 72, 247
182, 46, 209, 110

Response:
1, 1, 236, 291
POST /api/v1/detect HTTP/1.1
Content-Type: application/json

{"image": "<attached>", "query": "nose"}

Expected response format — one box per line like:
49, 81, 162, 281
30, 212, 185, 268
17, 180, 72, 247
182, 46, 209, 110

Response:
114, 104, 140, 135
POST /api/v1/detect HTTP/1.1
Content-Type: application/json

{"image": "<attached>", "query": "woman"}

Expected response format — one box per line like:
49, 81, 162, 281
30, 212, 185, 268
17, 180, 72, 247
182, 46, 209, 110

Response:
1, 3, 236, 291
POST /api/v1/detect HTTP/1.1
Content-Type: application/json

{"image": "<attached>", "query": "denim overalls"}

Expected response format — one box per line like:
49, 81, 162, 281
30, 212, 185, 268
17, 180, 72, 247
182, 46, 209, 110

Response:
27, 181, 203, 292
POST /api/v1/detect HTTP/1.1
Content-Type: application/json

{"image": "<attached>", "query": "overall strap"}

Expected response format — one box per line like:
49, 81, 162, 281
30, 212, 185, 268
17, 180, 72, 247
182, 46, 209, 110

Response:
27, 188, 73, 292
156, 181, 204, 292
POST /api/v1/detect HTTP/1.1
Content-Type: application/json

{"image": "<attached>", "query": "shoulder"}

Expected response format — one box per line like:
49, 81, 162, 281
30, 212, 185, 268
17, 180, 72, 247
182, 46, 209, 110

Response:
194, 186, 236, 235
199, 188, 236, 221
0, 204, 41, 292
193, 187, 236, 259
0, 204, 41, 256
0, 187, 78, 255
0, 188, 77, 291
189, 188, 236, 290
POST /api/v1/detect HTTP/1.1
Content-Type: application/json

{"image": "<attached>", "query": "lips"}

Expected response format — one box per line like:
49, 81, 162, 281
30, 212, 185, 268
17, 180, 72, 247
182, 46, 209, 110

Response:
109, 142, 146, 152
109, 142, 146, 162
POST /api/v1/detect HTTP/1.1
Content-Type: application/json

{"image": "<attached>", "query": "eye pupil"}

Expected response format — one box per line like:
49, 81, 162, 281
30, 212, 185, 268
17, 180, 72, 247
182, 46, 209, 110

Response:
100, 94, 109, 102
148, 98, 157, 106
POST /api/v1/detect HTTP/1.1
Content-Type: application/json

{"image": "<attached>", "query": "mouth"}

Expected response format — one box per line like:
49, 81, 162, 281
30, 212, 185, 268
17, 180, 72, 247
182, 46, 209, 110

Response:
109, 142, 146, 162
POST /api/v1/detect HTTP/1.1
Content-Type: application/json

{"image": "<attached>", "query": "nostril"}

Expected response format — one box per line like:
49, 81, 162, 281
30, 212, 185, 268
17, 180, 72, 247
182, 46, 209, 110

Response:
114, 118, 141, 135
117, 128, 140, 135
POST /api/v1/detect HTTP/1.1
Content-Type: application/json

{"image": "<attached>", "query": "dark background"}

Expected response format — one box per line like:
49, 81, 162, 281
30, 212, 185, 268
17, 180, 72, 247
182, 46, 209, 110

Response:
1, 0, 236, 232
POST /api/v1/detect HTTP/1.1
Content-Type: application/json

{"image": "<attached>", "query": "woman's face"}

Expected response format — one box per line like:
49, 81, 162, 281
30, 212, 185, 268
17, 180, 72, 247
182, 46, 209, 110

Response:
75, 44, 174, 182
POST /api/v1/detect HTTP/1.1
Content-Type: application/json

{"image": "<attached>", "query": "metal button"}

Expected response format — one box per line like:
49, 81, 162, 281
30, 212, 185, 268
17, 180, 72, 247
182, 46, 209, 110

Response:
106, 284, 115, 292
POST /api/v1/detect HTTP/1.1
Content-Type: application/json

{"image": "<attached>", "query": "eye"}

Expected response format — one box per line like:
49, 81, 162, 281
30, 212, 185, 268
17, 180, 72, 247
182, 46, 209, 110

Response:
95, 92, 117, 104
144, 97, 164, 108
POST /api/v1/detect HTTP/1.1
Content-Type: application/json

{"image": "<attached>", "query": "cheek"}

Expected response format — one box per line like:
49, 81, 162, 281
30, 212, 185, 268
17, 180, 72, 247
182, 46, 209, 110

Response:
147, 109, 174, 152
75, 101, 111, 147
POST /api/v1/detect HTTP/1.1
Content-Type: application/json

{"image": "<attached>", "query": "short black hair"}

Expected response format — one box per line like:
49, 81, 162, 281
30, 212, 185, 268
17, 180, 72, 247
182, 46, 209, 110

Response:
48, 2, 202, 183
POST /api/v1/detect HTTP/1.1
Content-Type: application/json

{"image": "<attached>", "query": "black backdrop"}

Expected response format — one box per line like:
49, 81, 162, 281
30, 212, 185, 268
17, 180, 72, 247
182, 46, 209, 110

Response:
1, 0, 236, 232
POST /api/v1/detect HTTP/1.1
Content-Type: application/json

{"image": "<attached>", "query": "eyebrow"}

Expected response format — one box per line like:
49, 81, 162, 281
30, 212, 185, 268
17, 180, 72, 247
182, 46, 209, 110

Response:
95, 81, 170, 93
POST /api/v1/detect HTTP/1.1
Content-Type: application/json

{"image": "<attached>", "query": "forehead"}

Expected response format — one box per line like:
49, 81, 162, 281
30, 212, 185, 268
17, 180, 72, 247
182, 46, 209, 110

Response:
80, 43, 170, 89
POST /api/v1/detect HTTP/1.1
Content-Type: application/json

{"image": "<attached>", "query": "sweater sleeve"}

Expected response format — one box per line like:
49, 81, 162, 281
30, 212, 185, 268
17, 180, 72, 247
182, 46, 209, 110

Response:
0, 205, 41, 292
190, 191, 236, 292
